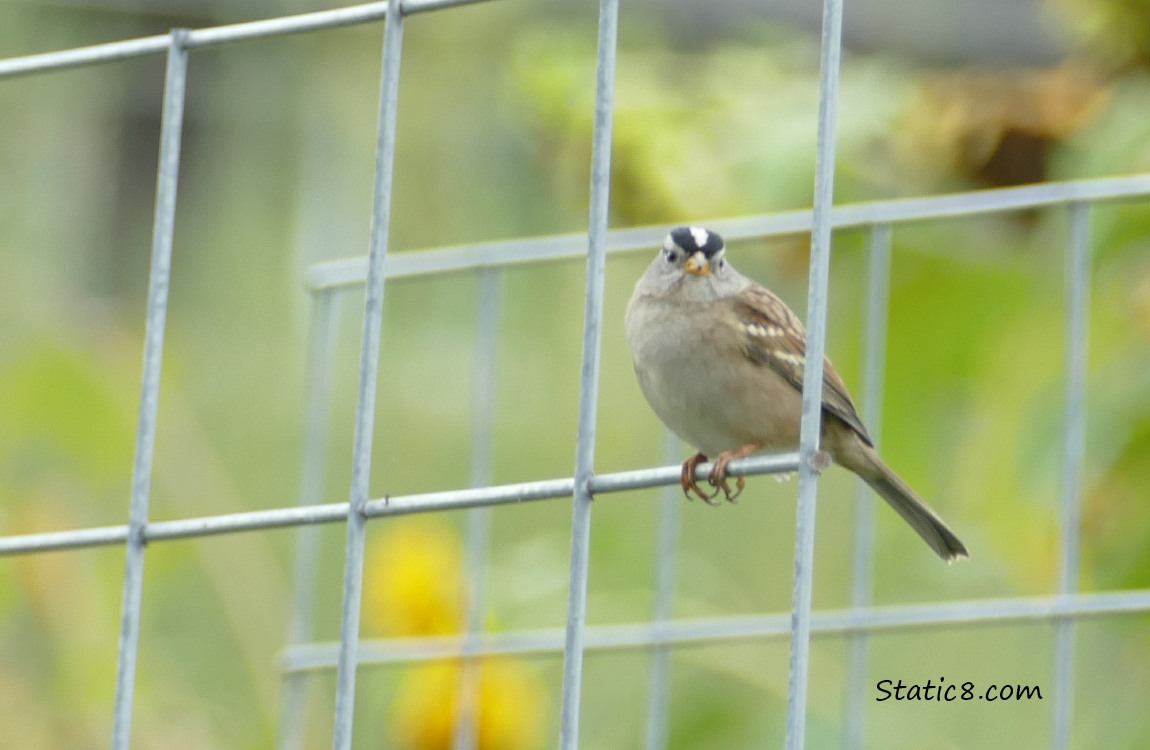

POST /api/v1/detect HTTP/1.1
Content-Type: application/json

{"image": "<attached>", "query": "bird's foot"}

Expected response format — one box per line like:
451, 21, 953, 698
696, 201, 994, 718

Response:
707, 443, 762, 502
680, 453, 720, 504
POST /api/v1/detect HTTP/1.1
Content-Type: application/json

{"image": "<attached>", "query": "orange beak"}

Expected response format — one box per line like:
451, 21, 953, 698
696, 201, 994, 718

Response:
684, 251, 711, 276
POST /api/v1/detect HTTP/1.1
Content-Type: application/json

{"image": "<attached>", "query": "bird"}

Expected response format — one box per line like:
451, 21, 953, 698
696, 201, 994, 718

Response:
624, 225, 968, 562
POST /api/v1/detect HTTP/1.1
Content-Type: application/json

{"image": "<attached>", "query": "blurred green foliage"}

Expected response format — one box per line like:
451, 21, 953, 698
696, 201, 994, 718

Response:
2, 1, 1150, 748
1052, 0, 1150, 73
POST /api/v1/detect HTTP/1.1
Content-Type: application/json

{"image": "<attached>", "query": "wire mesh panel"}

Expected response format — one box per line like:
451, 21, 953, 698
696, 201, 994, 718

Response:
1, 1, 1149, 749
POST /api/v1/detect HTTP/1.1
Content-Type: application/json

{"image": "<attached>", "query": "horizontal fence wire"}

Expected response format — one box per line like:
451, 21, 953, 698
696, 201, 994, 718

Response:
276, 589, 1150, 672
0, 0, 496, 79
302, 174, 1150, 288
0, 453, 803, 556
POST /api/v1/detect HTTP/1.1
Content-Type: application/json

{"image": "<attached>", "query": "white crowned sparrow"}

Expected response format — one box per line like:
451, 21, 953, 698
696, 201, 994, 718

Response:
625, 226, 968, 562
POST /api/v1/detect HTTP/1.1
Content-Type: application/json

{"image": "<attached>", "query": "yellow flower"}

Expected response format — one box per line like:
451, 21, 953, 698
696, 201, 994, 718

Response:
392, 658, 545, 750
365, 519, 465, 637
365, 520, 547, 748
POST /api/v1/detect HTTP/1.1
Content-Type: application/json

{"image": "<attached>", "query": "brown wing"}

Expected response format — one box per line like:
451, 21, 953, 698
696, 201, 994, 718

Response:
732, 284, 873, 446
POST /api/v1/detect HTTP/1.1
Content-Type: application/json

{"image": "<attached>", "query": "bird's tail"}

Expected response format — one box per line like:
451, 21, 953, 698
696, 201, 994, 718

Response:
851, 447, 968, 563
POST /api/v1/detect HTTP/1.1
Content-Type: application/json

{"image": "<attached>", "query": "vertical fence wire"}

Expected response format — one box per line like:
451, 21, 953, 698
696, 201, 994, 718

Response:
558, 0, 620, 745
645, 432, 683, 750
332, 2, 405, 748
785, 0, 845, 745
452, 266, 503, 750
279, 288, 341, 750
110, 28, 189, 750
1053, 202, 1091, 750
842, 223, 891, 749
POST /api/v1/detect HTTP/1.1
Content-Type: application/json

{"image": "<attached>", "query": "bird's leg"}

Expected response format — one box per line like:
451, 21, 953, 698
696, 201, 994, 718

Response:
680, 452, 720, 504
709, 443, 762, 502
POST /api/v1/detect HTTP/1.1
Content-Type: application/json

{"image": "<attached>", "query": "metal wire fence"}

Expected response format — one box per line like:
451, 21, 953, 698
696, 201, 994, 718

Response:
1, 0, 1149, 748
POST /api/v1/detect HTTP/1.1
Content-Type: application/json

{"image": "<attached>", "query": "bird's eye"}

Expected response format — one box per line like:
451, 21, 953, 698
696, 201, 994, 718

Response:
665, 250, 678, 263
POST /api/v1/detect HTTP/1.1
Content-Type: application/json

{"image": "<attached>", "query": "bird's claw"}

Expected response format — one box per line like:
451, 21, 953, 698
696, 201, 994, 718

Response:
680, 453, 721, 504
680, 449, 756, 504
708, 455, 745, 502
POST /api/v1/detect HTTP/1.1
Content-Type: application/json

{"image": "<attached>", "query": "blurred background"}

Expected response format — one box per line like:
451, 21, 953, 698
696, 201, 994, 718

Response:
2, 0, 1150, 747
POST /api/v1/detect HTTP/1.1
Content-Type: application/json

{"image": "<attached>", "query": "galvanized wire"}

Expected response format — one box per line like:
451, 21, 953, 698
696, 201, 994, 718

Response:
304, 175, 1150, 289
843, 223, 892, 750
645, 432, 683, 750
559, 0, 620, 745
1052, 202, 1092, 750
786, 0, 845, 745
111, 29, 188, 750
278, 588, 1150, 671
279, 288, 341, 750
331, 1, 406, 746
0, 0, 497, 79
453, 266, 503, 750
0, 453, 801, 557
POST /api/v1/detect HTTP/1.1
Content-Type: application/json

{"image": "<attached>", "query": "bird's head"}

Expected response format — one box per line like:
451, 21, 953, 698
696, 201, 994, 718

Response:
663, 225, 726, 277
633, 225, 743, 303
